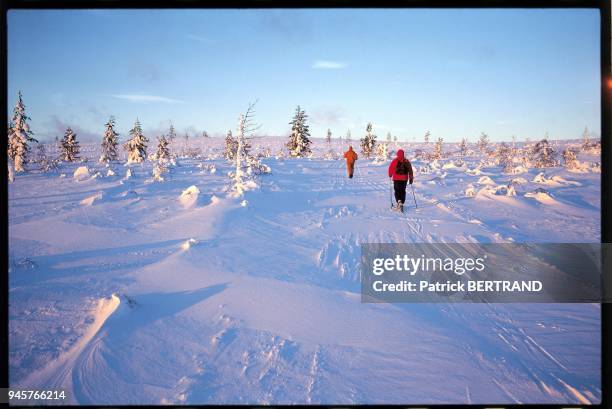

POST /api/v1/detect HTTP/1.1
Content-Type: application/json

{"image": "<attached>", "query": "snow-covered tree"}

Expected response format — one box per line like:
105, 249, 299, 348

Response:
232, 101, 267, 194
386, 132, 392, 142
181, 131, 191, 157
457, 138, 468, 165
155, 134, 170, 161
8, 91, 37, 172
8, 156, 15, 182
393, 134, 398, 143
151, 135, 170, 181
478, 132, 489, 153
497, 142, 513, 173
124, 119, 148, 164
582, 126, 590, 150
99, 116, 119, 163
60, 127, 80, 162
459, 138, 468, 158
224, 129, 237, 161
168, 123, 177, 143
324, 129, 336, 160
562, 148, 578, 169
360, 122, 377, 159
532, 137, 557, 168
286, 105, 312, 157
34, 143, 49, 171
33, 142, 45, 162
375, 141, 389, 162
424, 130, 430, 144
346, 129, 352, 144
432, 137, 443, 160
7, 121, 14, 160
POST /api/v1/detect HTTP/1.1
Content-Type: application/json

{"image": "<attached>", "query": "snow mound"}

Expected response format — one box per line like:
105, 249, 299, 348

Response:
73, 166, 90, 181
465, 167, 482, 175
494, 184, 516, 196
567, 160, 591, 173
465, 184, 476, 197
179, 185, 200, 208
209, 195, 221, 206
119, 190, 138, 199
106, 169, 115, 177
230, 180, 259, 197
510, 177, 528, 185
240, 200, 248, 207
551, 175, 581, 186
532, 172, 556, 185
181, 238, 198, 250
80, 193, 103, 206
125, 168, 132, 180
525, 188, 556, 204
508, 165, 528, 174
198, 163, 216, 174
476, 186, 497, 196
442, 161, 456, 169
477, 176, 495, 185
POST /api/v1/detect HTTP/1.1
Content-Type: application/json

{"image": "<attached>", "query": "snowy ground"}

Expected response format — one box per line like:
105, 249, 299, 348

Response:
9, 138, 601, 404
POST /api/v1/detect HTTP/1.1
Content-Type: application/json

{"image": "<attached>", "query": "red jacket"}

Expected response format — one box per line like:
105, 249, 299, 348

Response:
388, 149, 414, 182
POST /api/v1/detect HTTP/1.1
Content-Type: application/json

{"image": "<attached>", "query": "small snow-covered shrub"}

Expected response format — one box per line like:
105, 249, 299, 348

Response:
531, 138, 558, 168
465, 184, 476, 197
373, 142, 389, 163
477, 176, 495, 185
73, 166, 90, 181
179, 185, 200, 208
152, 162, 167, 182
510, 177, 528, 185
562, 148, 579, 170
495, 184, 516, 196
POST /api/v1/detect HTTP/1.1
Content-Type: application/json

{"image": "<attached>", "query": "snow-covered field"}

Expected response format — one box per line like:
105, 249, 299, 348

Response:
9, 137, 601, 405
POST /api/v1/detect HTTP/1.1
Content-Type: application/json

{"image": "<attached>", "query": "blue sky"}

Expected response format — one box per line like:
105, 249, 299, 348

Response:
7, 8, 601, 142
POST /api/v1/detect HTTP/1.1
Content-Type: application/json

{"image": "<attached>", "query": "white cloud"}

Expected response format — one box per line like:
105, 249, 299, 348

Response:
312, 60, 347, 70
110, 94, 184, 104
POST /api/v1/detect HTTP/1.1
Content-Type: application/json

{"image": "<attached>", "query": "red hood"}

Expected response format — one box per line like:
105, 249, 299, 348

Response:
396, 149, 405, 160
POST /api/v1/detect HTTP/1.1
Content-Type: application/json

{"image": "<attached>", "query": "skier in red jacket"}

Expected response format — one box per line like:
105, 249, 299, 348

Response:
388, 149, 414, 213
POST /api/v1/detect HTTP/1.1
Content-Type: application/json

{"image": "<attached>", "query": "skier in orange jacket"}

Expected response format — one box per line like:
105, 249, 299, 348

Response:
343, 146, 358, 178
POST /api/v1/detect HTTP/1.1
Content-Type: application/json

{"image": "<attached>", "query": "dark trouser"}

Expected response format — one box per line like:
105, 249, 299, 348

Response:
394, 180, 408, 204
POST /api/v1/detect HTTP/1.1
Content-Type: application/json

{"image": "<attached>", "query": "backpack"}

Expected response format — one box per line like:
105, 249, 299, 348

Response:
395, 159, 409, 175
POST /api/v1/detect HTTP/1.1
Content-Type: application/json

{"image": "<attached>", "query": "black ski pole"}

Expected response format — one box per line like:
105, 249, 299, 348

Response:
411, 183, 418, 209
390, 179, 394, 209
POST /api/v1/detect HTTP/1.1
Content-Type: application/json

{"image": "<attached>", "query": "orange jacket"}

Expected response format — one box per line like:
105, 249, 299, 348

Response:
344, 148, 358, 163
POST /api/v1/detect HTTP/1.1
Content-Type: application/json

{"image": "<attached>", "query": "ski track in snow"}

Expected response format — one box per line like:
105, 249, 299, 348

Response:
9, 140, 601, 404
